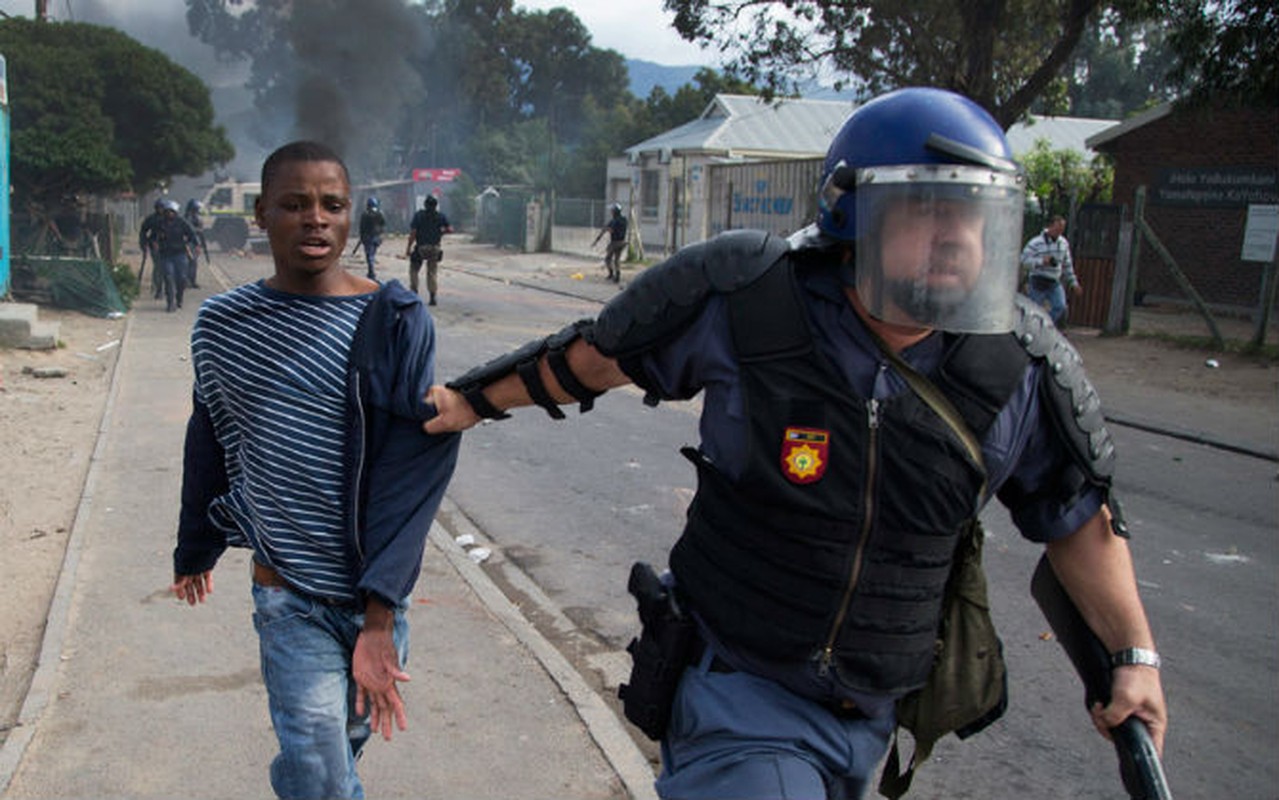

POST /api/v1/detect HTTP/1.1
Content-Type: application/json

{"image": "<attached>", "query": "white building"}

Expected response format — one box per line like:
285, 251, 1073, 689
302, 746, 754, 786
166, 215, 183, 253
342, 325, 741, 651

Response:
606, 94, 1116, 256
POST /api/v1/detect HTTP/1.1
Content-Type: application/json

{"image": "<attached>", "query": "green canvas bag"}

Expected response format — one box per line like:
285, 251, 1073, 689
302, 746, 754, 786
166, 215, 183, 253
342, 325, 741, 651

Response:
878, 517, 1008, 798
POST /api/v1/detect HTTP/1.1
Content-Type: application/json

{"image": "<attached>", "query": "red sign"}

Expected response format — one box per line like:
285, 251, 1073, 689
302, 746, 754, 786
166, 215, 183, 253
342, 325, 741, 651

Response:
412, 168, 462, 182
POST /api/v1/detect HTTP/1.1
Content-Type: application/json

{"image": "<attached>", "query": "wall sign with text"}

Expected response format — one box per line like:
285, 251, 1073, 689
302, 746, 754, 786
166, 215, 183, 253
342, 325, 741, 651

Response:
1154, 167, 1278, 208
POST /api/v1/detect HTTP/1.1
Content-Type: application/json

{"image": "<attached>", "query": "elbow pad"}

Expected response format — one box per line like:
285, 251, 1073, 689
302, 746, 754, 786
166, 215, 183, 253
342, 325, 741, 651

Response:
1012, 296, 1126, 533
446, 319, 602, 419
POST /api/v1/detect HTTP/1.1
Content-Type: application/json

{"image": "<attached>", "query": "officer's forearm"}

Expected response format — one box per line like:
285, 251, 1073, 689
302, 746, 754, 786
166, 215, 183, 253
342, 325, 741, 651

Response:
471, 338, 629, 415
1045, 510, 1155, 653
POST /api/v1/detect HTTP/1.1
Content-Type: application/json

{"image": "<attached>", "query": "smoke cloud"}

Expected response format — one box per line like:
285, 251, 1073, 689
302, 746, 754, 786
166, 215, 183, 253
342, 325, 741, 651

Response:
29, 0, 434, 183
283, 0, 430, 179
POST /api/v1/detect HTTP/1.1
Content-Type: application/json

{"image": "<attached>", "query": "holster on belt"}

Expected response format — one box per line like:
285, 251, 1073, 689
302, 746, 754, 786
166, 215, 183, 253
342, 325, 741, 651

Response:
617, 562, 697, 741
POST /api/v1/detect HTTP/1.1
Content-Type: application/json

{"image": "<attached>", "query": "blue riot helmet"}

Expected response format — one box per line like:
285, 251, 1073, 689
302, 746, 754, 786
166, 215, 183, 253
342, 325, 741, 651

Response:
817, 88, 1025, 333
366, 197, 379, 210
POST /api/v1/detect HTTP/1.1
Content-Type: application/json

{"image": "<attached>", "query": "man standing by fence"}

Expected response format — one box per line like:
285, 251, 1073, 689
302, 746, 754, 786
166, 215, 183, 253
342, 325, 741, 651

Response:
1021, 215, 1082, 325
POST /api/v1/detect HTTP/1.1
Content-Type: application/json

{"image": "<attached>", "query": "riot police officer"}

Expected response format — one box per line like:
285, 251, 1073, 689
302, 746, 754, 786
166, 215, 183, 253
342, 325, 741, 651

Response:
406, 195, 452, 305
357, 196, 387, 280
425, 88, 1167, 799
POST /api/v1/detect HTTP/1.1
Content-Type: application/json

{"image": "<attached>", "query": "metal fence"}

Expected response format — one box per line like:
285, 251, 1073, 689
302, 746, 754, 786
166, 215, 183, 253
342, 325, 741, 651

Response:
553, 197, 611, 229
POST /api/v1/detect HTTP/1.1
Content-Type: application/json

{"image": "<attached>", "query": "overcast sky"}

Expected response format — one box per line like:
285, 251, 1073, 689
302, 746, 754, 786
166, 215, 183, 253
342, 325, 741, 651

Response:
0, 0, 719, 67
513, 0, 717, 65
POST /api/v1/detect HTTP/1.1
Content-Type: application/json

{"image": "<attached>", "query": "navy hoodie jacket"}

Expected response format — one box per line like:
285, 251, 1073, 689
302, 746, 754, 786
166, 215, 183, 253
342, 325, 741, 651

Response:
173, 279, 461, 608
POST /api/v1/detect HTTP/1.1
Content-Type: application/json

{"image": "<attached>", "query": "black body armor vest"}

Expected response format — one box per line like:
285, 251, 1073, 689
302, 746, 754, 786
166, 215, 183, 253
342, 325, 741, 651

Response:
669, 259, 1030, 695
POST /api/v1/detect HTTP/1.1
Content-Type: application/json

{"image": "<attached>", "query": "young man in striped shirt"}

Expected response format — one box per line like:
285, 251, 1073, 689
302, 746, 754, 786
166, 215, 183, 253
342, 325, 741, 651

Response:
171, 141, 460, 799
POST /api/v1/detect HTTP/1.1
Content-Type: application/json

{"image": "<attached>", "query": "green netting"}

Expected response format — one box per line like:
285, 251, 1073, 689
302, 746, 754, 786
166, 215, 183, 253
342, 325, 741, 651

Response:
10, 255, 127, 318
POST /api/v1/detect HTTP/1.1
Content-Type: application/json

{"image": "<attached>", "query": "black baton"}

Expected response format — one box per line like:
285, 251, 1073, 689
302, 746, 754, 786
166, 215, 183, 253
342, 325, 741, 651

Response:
1031, 555, 1172, 799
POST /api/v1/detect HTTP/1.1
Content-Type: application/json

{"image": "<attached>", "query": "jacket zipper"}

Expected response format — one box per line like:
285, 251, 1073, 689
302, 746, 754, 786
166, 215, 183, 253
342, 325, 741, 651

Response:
817, 398, 879, 677
350, 370, 367, 565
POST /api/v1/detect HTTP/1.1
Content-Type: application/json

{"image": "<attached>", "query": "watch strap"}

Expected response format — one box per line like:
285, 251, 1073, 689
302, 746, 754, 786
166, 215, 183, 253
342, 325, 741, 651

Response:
1110, 647, 1161, 669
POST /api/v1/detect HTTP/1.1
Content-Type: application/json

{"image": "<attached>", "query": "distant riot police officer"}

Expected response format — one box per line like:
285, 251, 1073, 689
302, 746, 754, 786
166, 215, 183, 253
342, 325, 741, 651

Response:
144, 199, 199, 312
424, 88, 1167, 799
593, 203, 628, 282
406, 195, 452, 305
139, 198, 166, 299
358, 196, 387, 280
184, 199, 208, 289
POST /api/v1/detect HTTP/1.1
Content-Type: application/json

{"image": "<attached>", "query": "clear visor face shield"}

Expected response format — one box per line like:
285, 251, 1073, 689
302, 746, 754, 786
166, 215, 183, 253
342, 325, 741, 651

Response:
833, 164, 1025, 333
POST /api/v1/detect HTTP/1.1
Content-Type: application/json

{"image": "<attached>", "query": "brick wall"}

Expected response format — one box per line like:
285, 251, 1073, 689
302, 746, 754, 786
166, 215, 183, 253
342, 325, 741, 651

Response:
1101, 104, 1279, 309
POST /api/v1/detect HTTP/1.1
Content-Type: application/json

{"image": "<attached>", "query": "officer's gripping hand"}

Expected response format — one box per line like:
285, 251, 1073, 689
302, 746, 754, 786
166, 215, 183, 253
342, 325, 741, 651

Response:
1090, 663, 1167, 756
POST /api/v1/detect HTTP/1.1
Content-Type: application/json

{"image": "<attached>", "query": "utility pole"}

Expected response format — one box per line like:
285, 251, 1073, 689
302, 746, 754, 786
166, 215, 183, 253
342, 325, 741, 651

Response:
36, 0, 49, 21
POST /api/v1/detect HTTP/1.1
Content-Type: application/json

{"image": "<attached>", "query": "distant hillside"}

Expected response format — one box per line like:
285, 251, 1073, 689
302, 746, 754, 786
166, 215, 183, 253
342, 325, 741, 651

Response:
626, 59, 702, 99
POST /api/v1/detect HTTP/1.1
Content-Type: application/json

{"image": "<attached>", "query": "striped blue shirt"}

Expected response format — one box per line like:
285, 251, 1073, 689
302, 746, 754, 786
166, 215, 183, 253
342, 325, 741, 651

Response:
191, 280, 375, 601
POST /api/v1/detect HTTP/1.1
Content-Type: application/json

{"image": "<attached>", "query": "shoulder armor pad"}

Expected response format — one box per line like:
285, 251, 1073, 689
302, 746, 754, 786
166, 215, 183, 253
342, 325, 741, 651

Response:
1012, 296, 1115, 483
588, 230, 790, 359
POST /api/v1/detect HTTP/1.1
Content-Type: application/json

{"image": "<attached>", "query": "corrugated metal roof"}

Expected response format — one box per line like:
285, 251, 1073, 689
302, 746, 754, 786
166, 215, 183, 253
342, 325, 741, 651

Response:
625, 94, 1118, 162
627, 94, 856, 160
1006, 114, 1119, 158
1084, 103, 1173, 150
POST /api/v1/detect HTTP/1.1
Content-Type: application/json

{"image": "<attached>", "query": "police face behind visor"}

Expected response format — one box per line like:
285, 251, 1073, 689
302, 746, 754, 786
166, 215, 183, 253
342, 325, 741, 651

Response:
817, 91, 1025, 334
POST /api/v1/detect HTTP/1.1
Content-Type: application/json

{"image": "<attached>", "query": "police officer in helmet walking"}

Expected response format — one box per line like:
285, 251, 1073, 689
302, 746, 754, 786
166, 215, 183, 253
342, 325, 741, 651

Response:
406, 195, 452, 305
425, 88, 1167, 799
357, 196, 387, 280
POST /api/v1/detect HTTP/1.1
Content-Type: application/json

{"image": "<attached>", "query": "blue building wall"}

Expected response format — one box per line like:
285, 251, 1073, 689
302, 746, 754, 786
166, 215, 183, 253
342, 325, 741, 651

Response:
0, 55, 9, 297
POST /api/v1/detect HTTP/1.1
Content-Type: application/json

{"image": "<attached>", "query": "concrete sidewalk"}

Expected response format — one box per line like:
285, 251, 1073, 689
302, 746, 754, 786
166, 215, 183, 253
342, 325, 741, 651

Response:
0, 272, 657, 799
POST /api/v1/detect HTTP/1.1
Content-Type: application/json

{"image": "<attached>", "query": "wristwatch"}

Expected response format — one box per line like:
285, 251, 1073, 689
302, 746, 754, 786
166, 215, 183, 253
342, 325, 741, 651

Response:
1110, 647, 1161, 669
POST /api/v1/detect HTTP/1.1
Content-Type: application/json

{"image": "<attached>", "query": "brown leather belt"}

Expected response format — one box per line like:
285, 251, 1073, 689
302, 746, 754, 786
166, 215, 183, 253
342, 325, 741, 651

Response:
251, 560, 357, 607
251, 559, 291, 589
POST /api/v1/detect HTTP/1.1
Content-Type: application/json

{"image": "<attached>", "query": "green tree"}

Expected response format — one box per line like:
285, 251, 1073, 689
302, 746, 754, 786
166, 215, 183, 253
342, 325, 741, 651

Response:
403, 0, 521, 172
663, 0, 1158, 127
1165, 0, 1278, 106
645, 67, 762, 131
0, 18, 233, 214
1020, 137, 1113, 220
1056, 13, 1179, 118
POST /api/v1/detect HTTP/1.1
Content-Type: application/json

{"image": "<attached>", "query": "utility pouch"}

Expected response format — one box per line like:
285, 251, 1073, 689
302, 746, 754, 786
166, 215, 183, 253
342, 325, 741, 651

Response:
878, 519, 1008, 799
617, 562, 697, 741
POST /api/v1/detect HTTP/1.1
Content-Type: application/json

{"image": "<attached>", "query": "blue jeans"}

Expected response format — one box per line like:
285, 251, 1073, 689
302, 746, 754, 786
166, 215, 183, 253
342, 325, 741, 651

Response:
157, 253, 186, 311
363, 238, 380, 278
657, 649, 895, 800
1026, 279, 1068, 325
251, 583, 409, 800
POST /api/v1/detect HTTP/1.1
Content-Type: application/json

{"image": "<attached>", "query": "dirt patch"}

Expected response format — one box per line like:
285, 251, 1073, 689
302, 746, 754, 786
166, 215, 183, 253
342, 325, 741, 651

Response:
1075, 326, 1278, 407
0, 307, 123, 737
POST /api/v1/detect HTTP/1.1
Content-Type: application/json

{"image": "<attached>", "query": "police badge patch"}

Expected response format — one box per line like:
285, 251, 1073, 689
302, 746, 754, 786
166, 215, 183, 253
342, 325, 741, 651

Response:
781, 427, 829, 484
